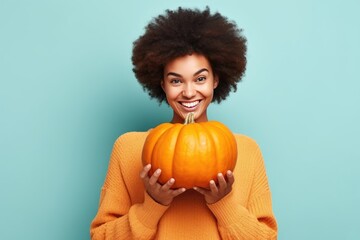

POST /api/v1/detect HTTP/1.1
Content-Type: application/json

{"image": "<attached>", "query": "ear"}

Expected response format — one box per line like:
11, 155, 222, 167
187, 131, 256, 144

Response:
213, 75, 219, 89
161, 80, 165, 91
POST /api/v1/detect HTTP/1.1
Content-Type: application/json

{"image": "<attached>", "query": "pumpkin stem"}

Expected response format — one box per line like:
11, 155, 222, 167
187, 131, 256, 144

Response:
184, 112, 195, 125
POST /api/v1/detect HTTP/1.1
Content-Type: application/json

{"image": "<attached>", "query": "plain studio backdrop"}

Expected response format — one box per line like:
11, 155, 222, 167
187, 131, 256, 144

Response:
1, 0, 359, 239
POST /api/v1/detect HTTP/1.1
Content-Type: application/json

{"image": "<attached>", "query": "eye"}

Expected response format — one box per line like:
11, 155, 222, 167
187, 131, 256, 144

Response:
196, 76, 206, 82
170, 79, 181, 85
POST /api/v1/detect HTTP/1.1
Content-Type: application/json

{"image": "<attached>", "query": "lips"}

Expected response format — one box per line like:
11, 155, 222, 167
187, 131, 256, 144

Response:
180, 100, 200, 108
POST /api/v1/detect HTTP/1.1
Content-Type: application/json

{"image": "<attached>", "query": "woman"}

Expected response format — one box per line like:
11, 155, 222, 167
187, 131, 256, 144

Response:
90, 7, 277, 239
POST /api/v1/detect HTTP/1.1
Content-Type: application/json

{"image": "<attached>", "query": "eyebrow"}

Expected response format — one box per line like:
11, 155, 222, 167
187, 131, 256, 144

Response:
166, 68, 209, 77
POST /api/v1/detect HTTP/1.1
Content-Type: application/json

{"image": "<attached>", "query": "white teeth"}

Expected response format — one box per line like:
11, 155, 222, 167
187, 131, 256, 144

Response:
181, 101, 199, 108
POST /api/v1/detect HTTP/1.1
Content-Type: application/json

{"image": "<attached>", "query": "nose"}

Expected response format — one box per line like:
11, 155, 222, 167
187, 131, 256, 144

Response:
182, 83, 196, 98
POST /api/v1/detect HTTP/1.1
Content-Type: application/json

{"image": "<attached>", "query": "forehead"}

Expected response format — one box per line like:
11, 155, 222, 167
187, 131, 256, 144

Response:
164, 53, 212, 74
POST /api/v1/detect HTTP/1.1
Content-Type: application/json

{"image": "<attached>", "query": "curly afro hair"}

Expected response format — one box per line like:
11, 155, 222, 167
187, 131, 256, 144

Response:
132, 7, 247, 104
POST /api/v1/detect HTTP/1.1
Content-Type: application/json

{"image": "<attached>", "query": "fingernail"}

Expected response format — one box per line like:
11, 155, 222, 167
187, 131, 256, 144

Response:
156, 169, 161, 174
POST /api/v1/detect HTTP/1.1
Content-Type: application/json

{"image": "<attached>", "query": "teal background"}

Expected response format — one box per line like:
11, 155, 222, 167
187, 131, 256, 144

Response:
1, 0, 359, 239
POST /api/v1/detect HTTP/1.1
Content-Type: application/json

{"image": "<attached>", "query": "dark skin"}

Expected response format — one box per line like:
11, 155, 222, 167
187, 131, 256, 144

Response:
140, 165, 235, 205
140, 164, 186, 206
194, 170, 235, 204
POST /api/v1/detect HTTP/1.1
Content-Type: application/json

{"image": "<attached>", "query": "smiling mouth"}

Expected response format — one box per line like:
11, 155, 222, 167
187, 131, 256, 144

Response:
180, 100, 200, 108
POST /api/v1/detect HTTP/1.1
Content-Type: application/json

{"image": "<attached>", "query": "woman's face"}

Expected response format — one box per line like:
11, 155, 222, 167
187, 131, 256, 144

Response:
162, 53, 218, 123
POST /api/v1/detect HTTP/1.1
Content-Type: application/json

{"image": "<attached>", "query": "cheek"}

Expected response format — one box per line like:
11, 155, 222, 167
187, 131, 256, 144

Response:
202, 86, 215, 99
164, 87, 180, 101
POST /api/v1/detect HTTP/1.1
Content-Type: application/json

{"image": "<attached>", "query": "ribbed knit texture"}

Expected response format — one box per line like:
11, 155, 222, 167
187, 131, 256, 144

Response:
90, 131, 277, 240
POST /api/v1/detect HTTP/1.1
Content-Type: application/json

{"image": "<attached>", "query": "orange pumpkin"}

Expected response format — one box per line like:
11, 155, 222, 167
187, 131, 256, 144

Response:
142, 112, 237, 189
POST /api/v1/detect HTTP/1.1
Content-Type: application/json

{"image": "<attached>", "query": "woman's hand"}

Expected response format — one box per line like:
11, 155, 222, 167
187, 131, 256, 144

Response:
193, 170, 235, 204
140, 164, 186, 206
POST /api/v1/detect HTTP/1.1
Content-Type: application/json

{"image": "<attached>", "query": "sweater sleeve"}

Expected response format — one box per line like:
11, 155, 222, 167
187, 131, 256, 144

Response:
90, 134, 169, 240
208, 142, 278, 240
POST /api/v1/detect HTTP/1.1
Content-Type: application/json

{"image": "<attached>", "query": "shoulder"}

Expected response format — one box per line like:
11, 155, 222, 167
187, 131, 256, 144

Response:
233, 133, 259, 146
233, 133, 262, 153
113, 131, 150, 149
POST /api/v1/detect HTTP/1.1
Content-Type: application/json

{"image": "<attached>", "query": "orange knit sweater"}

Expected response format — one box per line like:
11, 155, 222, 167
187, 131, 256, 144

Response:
90, 131, 277, 240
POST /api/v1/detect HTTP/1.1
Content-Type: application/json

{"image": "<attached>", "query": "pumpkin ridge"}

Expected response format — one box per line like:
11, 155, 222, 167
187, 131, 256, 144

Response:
193, 124, 202, 187
142, 123, 173, 174
199, 123, 218, 187
170, 124, 184, 188
152, 125, 180, 184
205, 121, 237, 172
172, 123, 197, 188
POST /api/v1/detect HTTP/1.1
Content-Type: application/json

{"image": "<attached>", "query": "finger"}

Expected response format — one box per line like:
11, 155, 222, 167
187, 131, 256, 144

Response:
140, 164, 151, 179
161, 178, 175, 191
149, 168, 161, 185
217, 173, 227, 190
209, 180, 218, 193
193, 186, 207, 195
172, 187, 186, 197
226, 170, 235, 186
